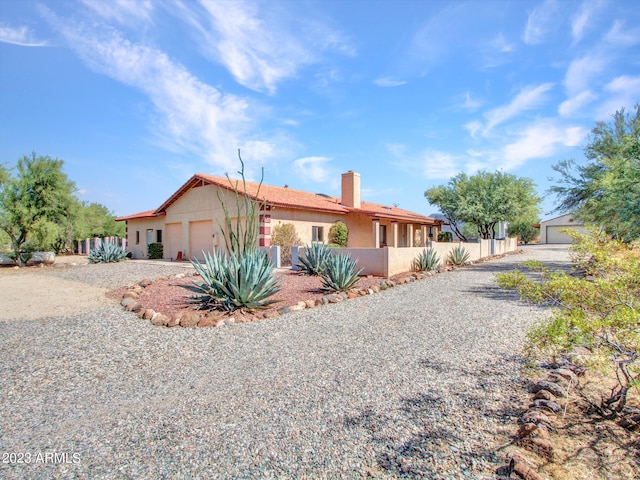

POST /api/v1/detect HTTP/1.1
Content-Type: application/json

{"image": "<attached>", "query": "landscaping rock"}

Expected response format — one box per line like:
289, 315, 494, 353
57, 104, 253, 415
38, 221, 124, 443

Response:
517, 422, 550, 440
166, 315, 181, 327
533, 389, 555, 401
142, 309, 156, 320
151, 313, 169, 326
198, 315, 220, 327
506, 451, 545, 480
180, 314, 200, 328
552, 368, 579, 384
530, 399, 563, 414
139, 279, 153, 288
304, 300, 315, 309
519, 410, 554, 430
531, 380, 567, 398
123, 291, 139, 300
519, 436, 554, 461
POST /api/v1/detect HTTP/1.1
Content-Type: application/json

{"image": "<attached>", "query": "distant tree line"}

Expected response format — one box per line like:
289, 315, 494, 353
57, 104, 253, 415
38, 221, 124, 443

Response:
0, 152, 124, 265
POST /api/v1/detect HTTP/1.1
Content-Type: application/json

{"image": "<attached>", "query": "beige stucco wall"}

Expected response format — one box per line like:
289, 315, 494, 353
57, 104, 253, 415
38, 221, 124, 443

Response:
271, 209, 344, 245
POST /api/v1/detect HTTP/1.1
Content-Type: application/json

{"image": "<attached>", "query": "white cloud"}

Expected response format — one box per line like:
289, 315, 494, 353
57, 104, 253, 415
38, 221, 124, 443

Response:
523, 0, 561, 45
80, 0, 154, 25
462, 92, 482, 111
465, 120, 483, 139
605, 20, 640, 47
293, 156, 333, 183
596, 75, 640, 119
563, 54, 607, 95
571, 0, 607, 44
174, 0, 353, 94
0, 25, 47, 46
421, 151, 460, 179
491, 33, 513, 53
558, 90, 597, 117
481, 83, 554, 135
40, 7, 278, 173
374, 77, 407, 87
501, 121, 587, 170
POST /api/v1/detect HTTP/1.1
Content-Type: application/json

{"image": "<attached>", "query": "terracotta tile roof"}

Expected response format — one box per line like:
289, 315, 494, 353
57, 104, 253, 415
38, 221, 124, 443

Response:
117, 173, 440, 225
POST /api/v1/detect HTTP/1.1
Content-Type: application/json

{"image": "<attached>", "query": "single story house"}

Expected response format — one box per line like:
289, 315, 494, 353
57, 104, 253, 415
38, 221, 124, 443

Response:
116, 171, 442, 260
539, 213, 587, 244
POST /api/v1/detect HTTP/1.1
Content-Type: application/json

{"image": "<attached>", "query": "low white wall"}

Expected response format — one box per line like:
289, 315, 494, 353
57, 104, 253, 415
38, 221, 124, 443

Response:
291, 238, 518, 278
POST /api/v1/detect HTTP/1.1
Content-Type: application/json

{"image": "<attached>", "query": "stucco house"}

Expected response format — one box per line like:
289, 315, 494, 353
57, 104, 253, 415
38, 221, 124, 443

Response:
539, 213, 587, 244
116, 171, 442, 260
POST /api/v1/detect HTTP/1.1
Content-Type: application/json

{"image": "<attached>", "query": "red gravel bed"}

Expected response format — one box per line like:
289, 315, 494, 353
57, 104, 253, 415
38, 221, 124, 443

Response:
110, 270, 386, 322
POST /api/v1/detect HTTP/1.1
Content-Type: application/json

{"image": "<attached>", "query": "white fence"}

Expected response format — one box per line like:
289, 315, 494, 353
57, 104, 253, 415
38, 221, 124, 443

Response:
75, 236, 126, 255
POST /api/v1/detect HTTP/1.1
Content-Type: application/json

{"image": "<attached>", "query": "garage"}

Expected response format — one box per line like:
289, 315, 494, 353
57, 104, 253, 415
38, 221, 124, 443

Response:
189, 220, 213, 260
540, 214, 587, 244
165, 222, 182, 260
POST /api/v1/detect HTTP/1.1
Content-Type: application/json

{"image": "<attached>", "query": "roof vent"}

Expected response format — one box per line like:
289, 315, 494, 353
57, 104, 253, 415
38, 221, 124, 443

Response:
316, 193, 332, 198
382, 205, 392, 210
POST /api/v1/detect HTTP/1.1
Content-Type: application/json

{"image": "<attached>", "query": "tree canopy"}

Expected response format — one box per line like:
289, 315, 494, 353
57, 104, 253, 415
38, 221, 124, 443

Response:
549, 105, 640, 241
425, 171, 540, 241
0, 152, 124, 263
0, 153, 77, 263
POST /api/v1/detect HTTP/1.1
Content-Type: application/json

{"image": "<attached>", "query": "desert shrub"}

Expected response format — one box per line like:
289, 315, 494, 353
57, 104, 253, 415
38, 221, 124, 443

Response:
320, 253, 362, 292
297, 243, 332, 276
271, 222, 302, 266
414, 247, 440, 271
329, 221, 349, 247
509, 220, 538, 244
188, 249, 281, 312
496, 229, 640, 420
147, 242, 163, 260
447, 245, 470, 265
438, 231, 453, 242
88, 241, 127, 263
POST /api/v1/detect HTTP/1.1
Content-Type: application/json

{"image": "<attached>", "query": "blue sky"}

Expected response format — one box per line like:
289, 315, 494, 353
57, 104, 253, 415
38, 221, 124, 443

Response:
1, 0, 638, 220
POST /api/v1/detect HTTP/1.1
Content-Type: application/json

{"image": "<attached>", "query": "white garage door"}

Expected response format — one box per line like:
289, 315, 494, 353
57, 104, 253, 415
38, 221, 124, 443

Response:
189, 220, 213, 261
546, 226, 578, 244
165, 223, 182, 260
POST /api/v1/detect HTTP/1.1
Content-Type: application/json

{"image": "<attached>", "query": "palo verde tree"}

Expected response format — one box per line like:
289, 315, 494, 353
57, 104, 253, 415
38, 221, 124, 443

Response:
0, 153, 77, 264
549, 105, 640, 241
425, 170, 540, 241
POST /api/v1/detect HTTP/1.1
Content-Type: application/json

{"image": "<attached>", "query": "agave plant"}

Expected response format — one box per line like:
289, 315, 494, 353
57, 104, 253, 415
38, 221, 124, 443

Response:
447, 245, 471, 266
320, 253, 363, 292
188, 249, 281, 312
297, 243, 332, 276
414, 247, 440, 271
88, 241, 127, 263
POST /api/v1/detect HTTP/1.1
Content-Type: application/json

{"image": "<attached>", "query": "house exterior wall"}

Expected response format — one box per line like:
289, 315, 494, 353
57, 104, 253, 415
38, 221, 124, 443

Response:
270, 208, 344, 245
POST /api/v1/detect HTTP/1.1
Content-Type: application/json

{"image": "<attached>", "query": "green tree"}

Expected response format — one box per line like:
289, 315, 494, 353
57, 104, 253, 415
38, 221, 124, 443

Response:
549, 105, 640, 241
0, 153, 77, 264
508, 219, 539, 244
425, 171, 540, 240
271, 222, 302, 266
74, 202, 125, 240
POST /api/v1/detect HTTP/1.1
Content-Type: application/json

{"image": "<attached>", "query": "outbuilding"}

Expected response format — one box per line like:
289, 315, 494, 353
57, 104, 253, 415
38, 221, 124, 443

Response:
539, 214, 587, 244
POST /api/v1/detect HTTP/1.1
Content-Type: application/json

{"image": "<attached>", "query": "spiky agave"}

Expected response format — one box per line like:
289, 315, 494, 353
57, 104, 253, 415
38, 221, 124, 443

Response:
297, 242, 332, 276
447, 245, 471, 266
88, 241, 127, 263
414, 247, 440, 271
188, 249, 281, 312
320, 253, 363, 292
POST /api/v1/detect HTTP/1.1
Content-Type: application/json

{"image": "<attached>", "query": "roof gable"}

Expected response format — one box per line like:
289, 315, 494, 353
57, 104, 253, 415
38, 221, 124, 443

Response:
117, 173, 439, 225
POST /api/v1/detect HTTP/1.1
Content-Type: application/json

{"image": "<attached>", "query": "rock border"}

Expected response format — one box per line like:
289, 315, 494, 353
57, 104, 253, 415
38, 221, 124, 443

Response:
118, 251, 523, 328
495, 360, 587, 480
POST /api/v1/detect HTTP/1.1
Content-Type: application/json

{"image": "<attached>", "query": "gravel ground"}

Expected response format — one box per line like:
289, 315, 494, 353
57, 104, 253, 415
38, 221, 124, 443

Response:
0, 245, 570, 479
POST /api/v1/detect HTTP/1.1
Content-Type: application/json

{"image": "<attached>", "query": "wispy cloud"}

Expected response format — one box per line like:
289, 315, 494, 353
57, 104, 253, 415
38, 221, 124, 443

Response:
293, 156, 334, 183
472, 83, 554, 136
558, 90, 597, 117
374, 77, 406, 87
80, 0, 154, 26
174, 0, 353, 94
564, 54, 607, 95
0, 25, 48, 46
605, 20, 640, 47
491, 33, 514, 53
571, 0, 607, 44
40, 6, 277, 173
596, 75, 640, 119
462, 92, 482, 111
501, 121, 587, 170
523, 0, 561, 45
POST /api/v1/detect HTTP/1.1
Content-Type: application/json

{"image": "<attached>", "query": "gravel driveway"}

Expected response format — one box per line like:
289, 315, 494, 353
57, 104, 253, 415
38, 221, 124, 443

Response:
0, 245, 570, 479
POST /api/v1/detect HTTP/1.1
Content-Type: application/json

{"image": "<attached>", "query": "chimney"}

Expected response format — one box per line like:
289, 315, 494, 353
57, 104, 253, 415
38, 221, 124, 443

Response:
341, 170, 361, 209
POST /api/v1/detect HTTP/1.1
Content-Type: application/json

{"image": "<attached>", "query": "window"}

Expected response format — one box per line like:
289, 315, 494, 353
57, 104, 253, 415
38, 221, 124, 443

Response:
156, 230, 163, 243
380, 224, 387, 246
312, 226, 324, 243
135, 231, 140, 244
146, 229, 153, 245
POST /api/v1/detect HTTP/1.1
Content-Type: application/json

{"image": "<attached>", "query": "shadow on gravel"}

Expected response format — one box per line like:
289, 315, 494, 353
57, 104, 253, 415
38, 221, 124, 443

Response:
344, 357, 527, 477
